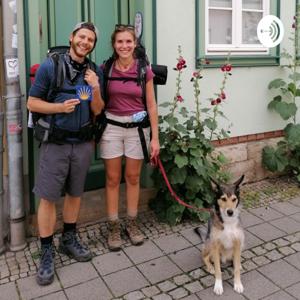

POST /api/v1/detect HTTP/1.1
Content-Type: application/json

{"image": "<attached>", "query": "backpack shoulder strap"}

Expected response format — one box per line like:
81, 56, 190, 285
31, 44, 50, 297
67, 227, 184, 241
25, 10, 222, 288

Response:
103, 57, 115, 103
137, 58, 147, 107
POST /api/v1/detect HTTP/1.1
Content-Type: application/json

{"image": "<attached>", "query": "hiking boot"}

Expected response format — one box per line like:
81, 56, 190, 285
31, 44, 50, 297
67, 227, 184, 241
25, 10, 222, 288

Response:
107, 220, 122, 251
125, 217, 144, 245
36, 244, 55, 286
58, 231, 92, 262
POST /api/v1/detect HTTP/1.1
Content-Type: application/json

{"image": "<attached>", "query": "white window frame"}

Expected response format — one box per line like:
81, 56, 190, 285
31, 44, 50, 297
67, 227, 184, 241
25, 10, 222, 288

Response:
205, 0, 270, 55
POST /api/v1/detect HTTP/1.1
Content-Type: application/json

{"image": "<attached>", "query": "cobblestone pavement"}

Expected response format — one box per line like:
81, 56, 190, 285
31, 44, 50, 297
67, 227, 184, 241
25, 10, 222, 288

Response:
0, 177, 300, 299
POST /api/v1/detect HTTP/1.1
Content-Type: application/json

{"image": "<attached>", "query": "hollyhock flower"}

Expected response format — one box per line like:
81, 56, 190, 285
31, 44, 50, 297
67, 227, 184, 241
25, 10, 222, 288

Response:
211, 99, 217, 105
220, 92, 226, 99
177, 95, 184, 102
216, 98, 222, 104
292, 23, 296, 28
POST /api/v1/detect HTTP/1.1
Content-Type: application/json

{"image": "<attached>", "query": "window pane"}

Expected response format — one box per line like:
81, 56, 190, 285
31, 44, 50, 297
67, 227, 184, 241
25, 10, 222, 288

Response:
209, 9, 232, 44
243, 0, 263, 10
209, 0, 232, 8
242, 11, 262, 44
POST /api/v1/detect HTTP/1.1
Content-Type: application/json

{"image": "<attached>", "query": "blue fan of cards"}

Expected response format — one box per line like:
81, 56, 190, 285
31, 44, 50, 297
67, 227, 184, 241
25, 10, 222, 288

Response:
76, 85, 92, 101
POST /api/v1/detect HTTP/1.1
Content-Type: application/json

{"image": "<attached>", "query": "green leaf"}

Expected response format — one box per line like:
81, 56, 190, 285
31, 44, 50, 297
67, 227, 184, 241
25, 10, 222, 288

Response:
201, 108, 210, 113
204, 118, 217, 131
174, 124, 188, 134
262, 146, 288, 172
296, 89, 300, 97
170, 167, 187, 184
159, 102, 170, 108
289, 72, 300, 81
179, 107, 189, 118
174, 154, 189, 168
165, 115, 178, 127
268, 95, 281, 110
274, 102, 297, 120
284, 124, 300, 147
288, 82, 297, 95
268, 78, 286, 89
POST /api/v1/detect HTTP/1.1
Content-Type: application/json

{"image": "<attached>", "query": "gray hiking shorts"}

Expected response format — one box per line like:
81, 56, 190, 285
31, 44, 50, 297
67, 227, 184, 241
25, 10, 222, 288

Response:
33, 142, 94, 202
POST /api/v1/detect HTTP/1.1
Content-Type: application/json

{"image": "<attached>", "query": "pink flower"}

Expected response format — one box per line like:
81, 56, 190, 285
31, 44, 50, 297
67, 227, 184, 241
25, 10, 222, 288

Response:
292, 23, 296, 28
177, 63, 184, 70
216, 98, 221, 104
221, 64, 232, 72
177, 95, 184, 102
211, 99, 217, 106
220, 92, 226, 100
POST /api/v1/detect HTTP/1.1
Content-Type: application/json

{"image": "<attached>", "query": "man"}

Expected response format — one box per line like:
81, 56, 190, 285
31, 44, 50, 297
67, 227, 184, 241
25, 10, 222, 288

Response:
27, 22, 104, 286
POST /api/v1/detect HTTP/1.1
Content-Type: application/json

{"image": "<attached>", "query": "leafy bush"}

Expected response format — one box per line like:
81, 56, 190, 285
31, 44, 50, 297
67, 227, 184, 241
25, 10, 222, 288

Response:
262, 5, 300, 181
150, 46, 232, 225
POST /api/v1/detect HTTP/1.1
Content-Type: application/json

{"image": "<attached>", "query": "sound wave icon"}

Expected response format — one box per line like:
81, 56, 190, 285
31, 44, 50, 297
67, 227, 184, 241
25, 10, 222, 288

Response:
269, 21, 280, 42
257, 15, 284, 48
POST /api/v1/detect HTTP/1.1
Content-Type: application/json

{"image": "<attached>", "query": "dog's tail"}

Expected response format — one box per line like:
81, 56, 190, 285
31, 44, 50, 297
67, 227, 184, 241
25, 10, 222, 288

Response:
194, 219, 212, 242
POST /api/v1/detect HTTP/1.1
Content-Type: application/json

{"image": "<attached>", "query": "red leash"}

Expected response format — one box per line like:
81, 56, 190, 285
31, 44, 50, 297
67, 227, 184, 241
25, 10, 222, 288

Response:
152, 156, 212, 213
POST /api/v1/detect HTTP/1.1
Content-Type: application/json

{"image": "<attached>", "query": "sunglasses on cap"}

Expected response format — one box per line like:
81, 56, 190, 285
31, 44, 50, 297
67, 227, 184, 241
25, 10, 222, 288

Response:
115, 24, 135, 30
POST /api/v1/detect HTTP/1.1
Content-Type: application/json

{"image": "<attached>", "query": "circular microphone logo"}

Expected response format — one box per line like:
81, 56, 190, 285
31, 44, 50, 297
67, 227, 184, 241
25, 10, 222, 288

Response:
257, 15, 284, 48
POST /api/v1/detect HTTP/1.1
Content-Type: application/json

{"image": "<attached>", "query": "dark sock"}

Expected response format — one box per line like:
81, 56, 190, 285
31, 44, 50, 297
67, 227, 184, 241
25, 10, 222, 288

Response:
40, 235, 53, 247
63, 222, 76, 234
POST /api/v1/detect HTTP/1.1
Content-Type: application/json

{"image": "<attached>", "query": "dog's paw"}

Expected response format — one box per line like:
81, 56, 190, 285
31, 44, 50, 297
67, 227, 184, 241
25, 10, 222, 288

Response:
214, 279, 223, 295
207, 266, 215, 274
234, 281, 244, 294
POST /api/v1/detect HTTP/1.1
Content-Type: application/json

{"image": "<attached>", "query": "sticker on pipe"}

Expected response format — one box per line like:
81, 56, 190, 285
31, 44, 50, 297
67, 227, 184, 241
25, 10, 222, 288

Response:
5, 58, 19, 78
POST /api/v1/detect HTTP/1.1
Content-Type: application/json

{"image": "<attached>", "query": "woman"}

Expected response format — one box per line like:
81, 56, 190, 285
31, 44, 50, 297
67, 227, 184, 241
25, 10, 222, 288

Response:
100, 25, 160, 250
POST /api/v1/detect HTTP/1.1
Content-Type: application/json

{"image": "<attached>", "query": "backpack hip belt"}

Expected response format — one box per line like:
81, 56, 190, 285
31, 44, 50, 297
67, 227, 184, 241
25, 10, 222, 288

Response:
106, 116, 150, 162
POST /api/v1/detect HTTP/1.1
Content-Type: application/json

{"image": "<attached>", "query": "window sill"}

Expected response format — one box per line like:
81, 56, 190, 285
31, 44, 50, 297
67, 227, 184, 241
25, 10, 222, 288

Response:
197, 55, 280, 68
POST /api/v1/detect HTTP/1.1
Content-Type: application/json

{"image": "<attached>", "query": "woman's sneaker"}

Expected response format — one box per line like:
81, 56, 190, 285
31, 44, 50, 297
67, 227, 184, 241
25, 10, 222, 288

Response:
36, 244, 55, 286
58, 231, 92, 262
125, 217, 144, 245
107, 220, 122, 251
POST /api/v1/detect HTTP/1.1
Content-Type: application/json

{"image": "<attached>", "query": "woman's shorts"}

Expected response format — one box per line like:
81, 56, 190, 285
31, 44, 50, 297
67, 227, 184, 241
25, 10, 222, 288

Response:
33, 142, 94, 202
99, 112, 150, 160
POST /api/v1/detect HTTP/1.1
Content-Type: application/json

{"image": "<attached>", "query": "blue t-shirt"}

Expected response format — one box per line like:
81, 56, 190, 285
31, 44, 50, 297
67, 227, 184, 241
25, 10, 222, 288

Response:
29, 53, 103, 132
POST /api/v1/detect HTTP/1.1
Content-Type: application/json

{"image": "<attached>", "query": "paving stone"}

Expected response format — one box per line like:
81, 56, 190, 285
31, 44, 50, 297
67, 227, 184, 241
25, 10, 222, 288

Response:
199, 275, 215, 287
258, 259, 300, 288
271, 202, 300, 215
285, 282, 300, 299
92, 250, 132, 275
124, 290, 145, 300
137, 256, 181, 284
242, 250, 255, 259
103, 267, 148, 297
265, 250, 283, 261
196, 282, 246, 299
173, 274, 191, 285
142, 286, 160, 297
247, 223, 286, 242
290, 212, 300, 223
252, 256, 271, 266
56, 262, 98, 288
157, 280, 177, 292
123, 241, 163, 264
64, 277, 112, 300
252, 246, 267, 255
184, 281, 203, 293
241, 270, 280, 300
240, 210, 264, 228
278, 246, 295, 256
270, 217, 300, 234
180, 227, 204, 245
264, 242, 276, 251
153, 294, 172, 300
37, 291, 68, 300
169, 247, 203, 272
153, 234, 192, 254
273, 238, 290, 247
17, 275, 61, 300
242, 260, 257, 271
291, 242, 300, 251
284, 252, 300, 270
262, 290, 296, 300
189, 268, 206, 279
169, 287, 188, 299
289, 197, 300, 207
250, 207, 284, 221
243, 231, 263, 250
181, 295, 200, 300
0, 282, 19, 300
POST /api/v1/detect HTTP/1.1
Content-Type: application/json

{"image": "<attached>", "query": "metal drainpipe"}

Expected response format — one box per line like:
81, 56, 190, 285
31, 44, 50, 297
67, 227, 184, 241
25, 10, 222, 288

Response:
2, 0, 26, 251
0, 111, 4, 254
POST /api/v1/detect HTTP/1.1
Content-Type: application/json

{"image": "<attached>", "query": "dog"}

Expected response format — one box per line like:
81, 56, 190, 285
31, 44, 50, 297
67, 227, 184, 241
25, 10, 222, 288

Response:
195, 175, 245, 295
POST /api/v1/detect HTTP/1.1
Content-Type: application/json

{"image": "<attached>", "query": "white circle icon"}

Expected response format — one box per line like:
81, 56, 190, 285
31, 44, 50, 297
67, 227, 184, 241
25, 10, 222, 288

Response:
257, 15, 284, 48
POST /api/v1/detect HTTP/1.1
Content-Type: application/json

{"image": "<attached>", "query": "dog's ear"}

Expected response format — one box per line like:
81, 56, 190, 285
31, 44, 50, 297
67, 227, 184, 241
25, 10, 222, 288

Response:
210, 177, 221, 192
233, 175, 245, 189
